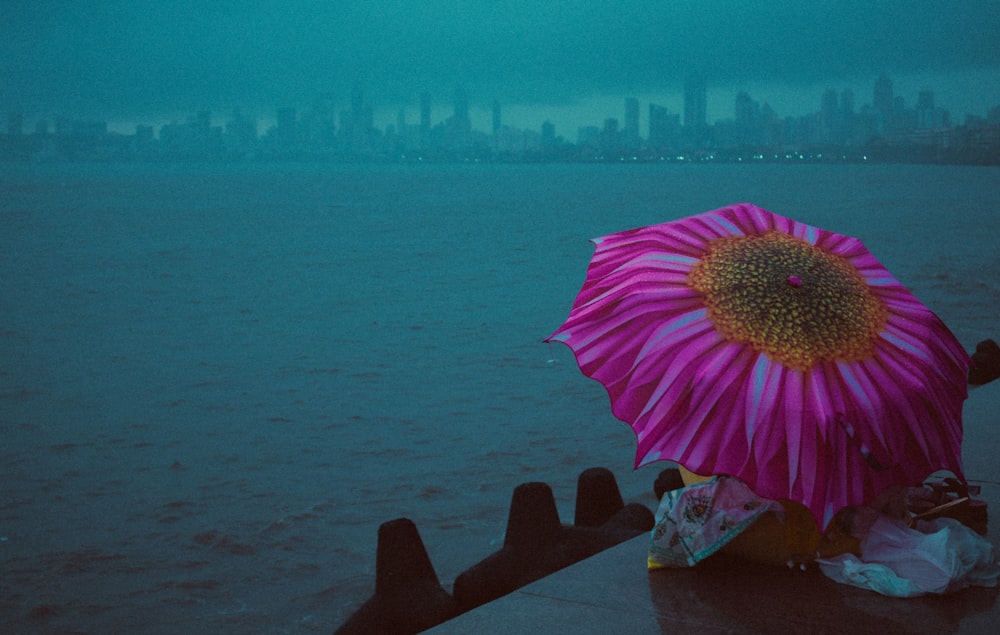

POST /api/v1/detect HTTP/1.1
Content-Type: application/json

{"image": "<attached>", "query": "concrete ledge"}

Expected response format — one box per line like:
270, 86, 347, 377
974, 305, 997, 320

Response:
430, 483, 1000, 634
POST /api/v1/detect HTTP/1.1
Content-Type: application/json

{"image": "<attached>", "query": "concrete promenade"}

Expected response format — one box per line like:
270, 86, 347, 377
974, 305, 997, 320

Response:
428, 481, 1000, 634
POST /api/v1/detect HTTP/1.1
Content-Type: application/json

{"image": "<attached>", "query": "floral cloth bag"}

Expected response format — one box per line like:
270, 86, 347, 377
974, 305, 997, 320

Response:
648, 476, 780, 569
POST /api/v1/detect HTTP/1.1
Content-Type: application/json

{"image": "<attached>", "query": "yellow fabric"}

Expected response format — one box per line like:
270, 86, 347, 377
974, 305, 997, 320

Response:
678, 465, 713, 485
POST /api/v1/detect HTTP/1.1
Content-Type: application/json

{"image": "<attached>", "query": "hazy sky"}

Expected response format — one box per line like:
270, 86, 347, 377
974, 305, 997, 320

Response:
3, 1, 1000, 134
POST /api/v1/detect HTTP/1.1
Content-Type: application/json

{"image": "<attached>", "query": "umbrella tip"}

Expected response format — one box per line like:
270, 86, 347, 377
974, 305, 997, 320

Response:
786, 275, 803, 287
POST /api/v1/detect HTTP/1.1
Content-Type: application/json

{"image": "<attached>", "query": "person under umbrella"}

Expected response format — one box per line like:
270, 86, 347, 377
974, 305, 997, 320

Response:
547, 203, 1000, 595
969, 339, 1000, 387
650, 342, 998, 573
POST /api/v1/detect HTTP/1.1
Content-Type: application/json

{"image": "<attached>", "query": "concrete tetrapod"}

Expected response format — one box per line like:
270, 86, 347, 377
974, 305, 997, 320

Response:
334, 518, 460, 634
453, 469, 653, 611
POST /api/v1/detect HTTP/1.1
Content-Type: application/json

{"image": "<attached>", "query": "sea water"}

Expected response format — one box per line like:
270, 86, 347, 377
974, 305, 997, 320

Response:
2, 162, 999, 632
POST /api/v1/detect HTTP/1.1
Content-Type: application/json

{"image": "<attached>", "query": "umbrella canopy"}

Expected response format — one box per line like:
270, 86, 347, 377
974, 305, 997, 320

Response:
547, 203, 970, 529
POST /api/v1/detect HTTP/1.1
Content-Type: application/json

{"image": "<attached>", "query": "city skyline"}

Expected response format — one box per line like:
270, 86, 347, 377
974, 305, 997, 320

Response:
74, 72, 989, 141
16, 71, 994, 146
6, 65, 1000, 167
377, 71, 1000, 141
4, 2, 1000, 139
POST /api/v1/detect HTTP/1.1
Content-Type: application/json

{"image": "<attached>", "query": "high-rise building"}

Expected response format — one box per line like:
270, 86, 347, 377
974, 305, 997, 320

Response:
874, 73, 893, 132
734, 92, 760, 146
600, 118, 620, 155
648, 104, 667, 146
541, 120, 556, 146
917, 90, 934, 111
225, 108, 257, 154
648, 103, 680, 150
684, 76, 707, 131
735, 92, 758, 126
340, 83, 373, 154
916, 90, 948, 129
819, 89, 841, 144
343, 83, 373, 132
577, 125, 600, 148
624, 97, 640, 147
874, 74, 893, 114
839, 89, 856, 145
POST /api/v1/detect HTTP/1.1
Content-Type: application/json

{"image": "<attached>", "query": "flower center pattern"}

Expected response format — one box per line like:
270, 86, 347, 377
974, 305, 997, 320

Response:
689, 231, 887, 371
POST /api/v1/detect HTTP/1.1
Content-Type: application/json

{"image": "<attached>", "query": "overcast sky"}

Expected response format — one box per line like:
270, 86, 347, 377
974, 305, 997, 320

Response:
3, 1, 1000, 134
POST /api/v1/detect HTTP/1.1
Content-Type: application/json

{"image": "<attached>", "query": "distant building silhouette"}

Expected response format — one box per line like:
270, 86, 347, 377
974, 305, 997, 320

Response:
648, 103, 680, 152
684, 75, 708, 146
341, 82, 375, 155
225, 109, 257, 157
874, 73, 893, 132
917, 90, 948, 129
734, 91, 760, 146
600, 118, 620, 156
624, 97, 640, 150
305, 93, 337, 151
541, 120, 556, 146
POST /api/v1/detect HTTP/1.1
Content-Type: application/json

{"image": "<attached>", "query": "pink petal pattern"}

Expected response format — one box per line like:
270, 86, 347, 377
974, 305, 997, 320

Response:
548, 203, 970, 529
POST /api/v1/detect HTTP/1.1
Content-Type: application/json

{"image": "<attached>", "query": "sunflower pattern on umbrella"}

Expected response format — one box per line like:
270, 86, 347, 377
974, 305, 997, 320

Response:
547, 203, 970, 529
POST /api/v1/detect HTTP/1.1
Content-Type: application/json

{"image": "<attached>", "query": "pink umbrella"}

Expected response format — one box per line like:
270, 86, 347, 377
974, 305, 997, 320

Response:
547, 203, 970, 529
